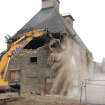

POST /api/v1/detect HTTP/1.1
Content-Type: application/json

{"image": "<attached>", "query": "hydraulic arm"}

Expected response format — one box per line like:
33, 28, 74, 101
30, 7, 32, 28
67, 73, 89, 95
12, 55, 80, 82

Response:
0, 29, 45, 87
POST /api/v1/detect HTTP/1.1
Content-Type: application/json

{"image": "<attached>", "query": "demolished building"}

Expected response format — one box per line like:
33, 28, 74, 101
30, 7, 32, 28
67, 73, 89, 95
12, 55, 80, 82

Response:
3, 0, 93, 99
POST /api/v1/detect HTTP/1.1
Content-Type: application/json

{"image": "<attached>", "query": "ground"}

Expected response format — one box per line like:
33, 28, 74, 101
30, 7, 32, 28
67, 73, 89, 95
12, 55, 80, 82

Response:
0, 95, 85, 105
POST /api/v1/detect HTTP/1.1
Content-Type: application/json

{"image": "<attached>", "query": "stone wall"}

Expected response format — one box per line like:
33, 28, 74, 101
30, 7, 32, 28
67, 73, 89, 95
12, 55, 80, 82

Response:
17, 46, 52, 95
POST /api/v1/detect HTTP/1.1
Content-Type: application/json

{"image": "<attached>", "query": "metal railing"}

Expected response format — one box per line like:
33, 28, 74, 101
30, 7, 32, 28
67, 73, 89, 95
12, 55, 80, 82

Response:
80, 79, 105, 105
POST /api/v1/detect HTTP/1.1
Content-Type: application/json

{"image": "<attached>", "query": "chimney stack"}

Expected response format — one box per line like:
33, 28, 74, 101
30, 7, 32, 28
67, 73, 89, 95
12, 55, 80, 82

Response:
42, 0, 60, 11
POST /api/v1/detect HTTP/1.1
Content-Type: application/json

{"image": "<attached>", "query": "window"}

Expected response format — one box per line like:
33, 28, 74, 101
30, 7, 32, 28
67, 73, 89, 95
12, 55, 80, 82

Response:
30, 57, 37, 63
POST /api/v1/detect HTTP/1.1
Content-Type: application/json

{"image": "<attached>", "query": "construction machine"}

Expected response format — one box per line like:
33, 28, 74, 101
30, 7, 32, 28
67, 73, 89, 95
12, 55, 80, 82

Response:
0, 29, 46, 94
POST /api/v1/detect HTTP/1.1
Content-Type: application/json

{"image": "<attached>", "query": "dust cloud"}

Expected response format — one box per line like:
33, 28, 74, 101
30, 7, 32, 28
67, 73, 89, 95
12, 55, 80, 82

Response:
47, 36, 80, 99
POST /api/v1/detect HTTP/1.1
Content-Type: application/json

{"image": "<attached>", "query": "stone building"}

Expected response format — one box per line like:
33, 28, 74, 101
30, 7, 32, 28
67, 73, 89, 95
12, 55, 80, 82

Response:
6, 0, 93, 99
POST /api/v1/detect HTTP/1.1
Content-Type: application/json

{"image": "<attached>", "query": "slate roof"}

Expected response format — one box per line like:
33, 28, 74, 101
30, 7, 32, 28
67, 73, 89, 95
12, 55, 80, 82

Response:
12, 6, 89, 51
13, 7, 66, 39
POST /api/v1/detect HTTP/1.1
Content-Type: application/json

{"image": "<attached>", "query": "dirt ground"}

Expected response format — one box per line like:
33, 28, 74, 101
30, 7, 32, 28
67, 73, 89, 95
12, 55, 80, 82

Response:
0, 95, 85, 105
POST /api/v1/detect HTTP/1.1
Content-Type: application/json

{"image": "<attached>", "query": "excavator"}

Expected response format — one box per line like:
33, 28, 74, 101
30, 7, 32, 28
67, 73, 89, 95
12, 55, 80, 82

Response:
0, 29, 46, 93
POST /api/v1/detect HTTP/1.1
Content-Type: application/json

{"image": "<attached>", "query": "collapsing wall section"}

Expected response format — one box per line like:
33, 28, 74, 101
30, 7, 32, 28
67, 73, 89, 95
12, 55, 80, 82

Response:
47, 35, 92, 99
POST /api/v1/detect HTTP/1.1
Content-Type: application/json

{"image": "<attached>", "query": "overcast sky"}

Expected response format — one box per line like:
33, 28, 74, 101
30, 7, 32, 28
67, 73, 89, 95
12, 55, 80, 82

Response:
0, 0, 105, 62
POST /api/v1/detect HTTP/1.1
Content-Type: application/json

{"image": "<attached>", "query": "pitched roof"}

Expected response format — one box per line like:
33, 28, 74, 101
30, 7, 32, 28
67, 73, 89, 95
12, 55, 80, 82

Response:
13, 7, 66, 39
12, 6, 89, 52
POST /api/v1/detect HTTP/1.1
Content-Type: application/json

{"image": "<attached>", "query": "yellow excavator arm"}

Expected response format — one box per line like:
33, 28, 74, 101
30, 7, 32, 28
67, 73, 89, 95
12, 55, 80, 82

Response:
0, 29, 45, 87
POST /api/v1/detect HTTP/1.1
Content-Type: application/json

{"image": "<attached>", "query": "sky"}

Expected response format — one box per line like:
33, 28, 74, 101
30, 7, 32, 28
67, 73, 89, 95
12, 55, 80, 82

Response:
0, 0, 105, 62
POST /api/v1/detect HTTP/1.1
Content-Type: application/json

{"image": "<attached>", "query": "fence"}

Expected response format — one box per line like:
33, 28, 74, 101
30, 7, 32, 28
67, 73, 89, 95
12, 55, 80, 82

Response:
80, 79, 105, 104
